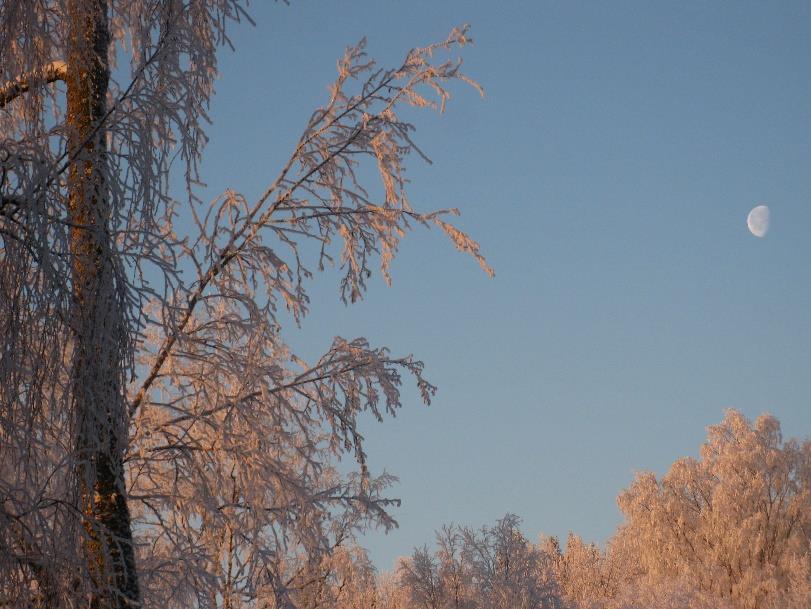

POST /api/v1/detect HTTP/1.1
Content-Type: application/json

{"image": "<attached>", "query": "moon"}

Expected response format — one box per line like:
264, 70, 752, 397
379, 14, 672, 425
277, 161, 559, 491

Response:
747, 205, 770, 238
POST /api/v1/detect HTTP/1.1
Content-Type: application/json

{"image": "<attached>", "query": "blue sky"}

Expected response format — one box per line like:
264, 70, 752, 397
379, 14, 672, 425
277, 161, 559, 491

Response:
194, 1, 811, 568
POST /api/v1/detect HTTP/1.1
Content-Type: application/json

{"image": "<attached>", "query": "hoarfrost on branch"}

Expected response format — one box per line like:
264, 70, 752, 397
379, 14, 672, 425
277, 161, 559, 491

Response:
0, 3, 487, 608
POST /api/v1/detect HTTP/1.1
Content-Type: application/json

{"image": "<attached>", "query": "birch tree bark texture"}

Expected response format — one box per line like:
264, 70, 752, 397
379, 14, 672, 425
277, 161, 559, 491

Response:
65, 1, 139, 607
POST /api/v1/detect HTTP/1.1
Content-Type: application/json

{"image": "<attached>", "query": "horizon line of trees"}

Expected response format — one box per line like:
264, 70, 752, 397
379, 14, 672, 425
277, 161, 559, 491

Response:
290, 410, 810, 609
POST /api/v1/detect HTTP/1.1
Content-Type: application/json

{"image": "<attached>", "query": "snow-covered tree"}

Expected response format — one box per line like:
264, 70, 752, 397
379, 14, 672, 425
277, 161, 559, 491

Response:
376, 571, 410, 609
288, 544, 378, 609
550, 411, 811, 609
460, 514, 549, 609
615, 409, 811, 609
0, 3, 487, 609
436, 525, 473, 609
362, 413, 809, 609
552, 532, 641, 609
399, 547, 444, 609
396, 515, 562, 609
535, 536, 566, 609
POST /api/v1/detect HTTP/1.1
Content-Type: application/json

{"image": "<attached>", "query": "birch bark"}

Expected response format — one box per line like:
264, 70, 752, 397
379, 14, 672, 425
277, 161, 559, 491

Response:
65, 1, 140, 606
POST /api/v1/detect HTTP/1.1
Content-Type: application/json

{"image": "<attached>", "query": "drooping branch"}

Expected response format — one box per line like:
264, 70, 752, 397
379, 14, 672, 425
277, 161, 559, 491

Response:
129, 27, 486, 417
128, 103, 390, 419
0, 61, 67, 108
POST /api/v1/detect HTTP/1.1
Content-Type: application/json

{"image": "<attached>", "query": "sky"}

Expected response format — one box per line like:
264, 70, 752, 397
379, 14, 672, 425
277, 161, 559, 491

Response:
192, 1, 811, 569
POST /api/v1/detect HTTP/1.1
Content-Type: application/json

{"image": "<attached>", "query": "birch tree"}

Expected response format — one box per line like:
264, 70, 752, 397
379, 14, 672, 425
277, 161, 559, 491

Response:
0, 2, 488, 609
554, 410, 811, 609
615, 409, 811, 609
436, 525, 472, 609
397, 516, 562, 609
458, 514, 548, 609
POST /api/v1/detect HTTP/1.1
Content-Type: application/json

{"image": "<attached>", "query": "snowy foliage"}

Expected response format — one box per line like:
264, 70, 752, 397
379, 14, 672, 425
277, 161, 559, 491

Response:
397, 515, 564, 609
613, 409, 811, 609
553, 410, 811, 609
349, 412, 809, 609
0, 3, 486, 609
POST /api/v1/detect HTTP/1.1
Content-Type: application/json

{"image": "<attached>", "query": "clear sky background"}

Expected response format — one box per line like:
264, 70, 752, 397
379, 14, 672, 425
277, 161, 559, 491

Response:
190, 1, 811, 569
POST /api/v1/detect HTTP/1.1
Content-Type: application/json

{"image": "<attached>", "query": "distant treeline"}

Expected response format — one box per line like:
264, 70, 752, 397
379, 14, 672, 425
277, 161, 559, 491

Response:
287, 410, 811, 609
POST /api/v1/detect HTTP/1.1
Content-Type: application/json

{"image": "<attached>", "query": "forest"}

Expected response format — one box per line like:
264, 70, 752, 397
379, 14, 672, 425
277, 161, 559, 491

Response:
1, 2, 809, 609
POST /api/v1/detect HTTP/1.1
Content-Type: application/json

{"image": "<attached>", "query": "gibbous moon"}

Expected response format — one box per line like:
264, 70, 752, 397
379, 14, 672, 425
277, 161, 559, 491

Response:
747, 205, 770, 238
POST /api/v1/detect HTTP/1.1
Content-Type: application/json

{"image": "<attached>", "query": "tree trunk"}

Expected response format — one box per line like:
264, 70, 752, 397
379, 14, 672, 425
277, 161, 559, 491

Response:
66, 1, 140, 607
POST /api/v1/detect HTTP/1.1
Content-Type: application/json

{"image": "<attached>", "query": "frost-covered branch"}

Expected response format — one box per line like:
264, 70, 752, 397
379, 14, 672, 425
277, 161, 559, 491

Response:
0, 61, 66, 108
130, 25, 488, 418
